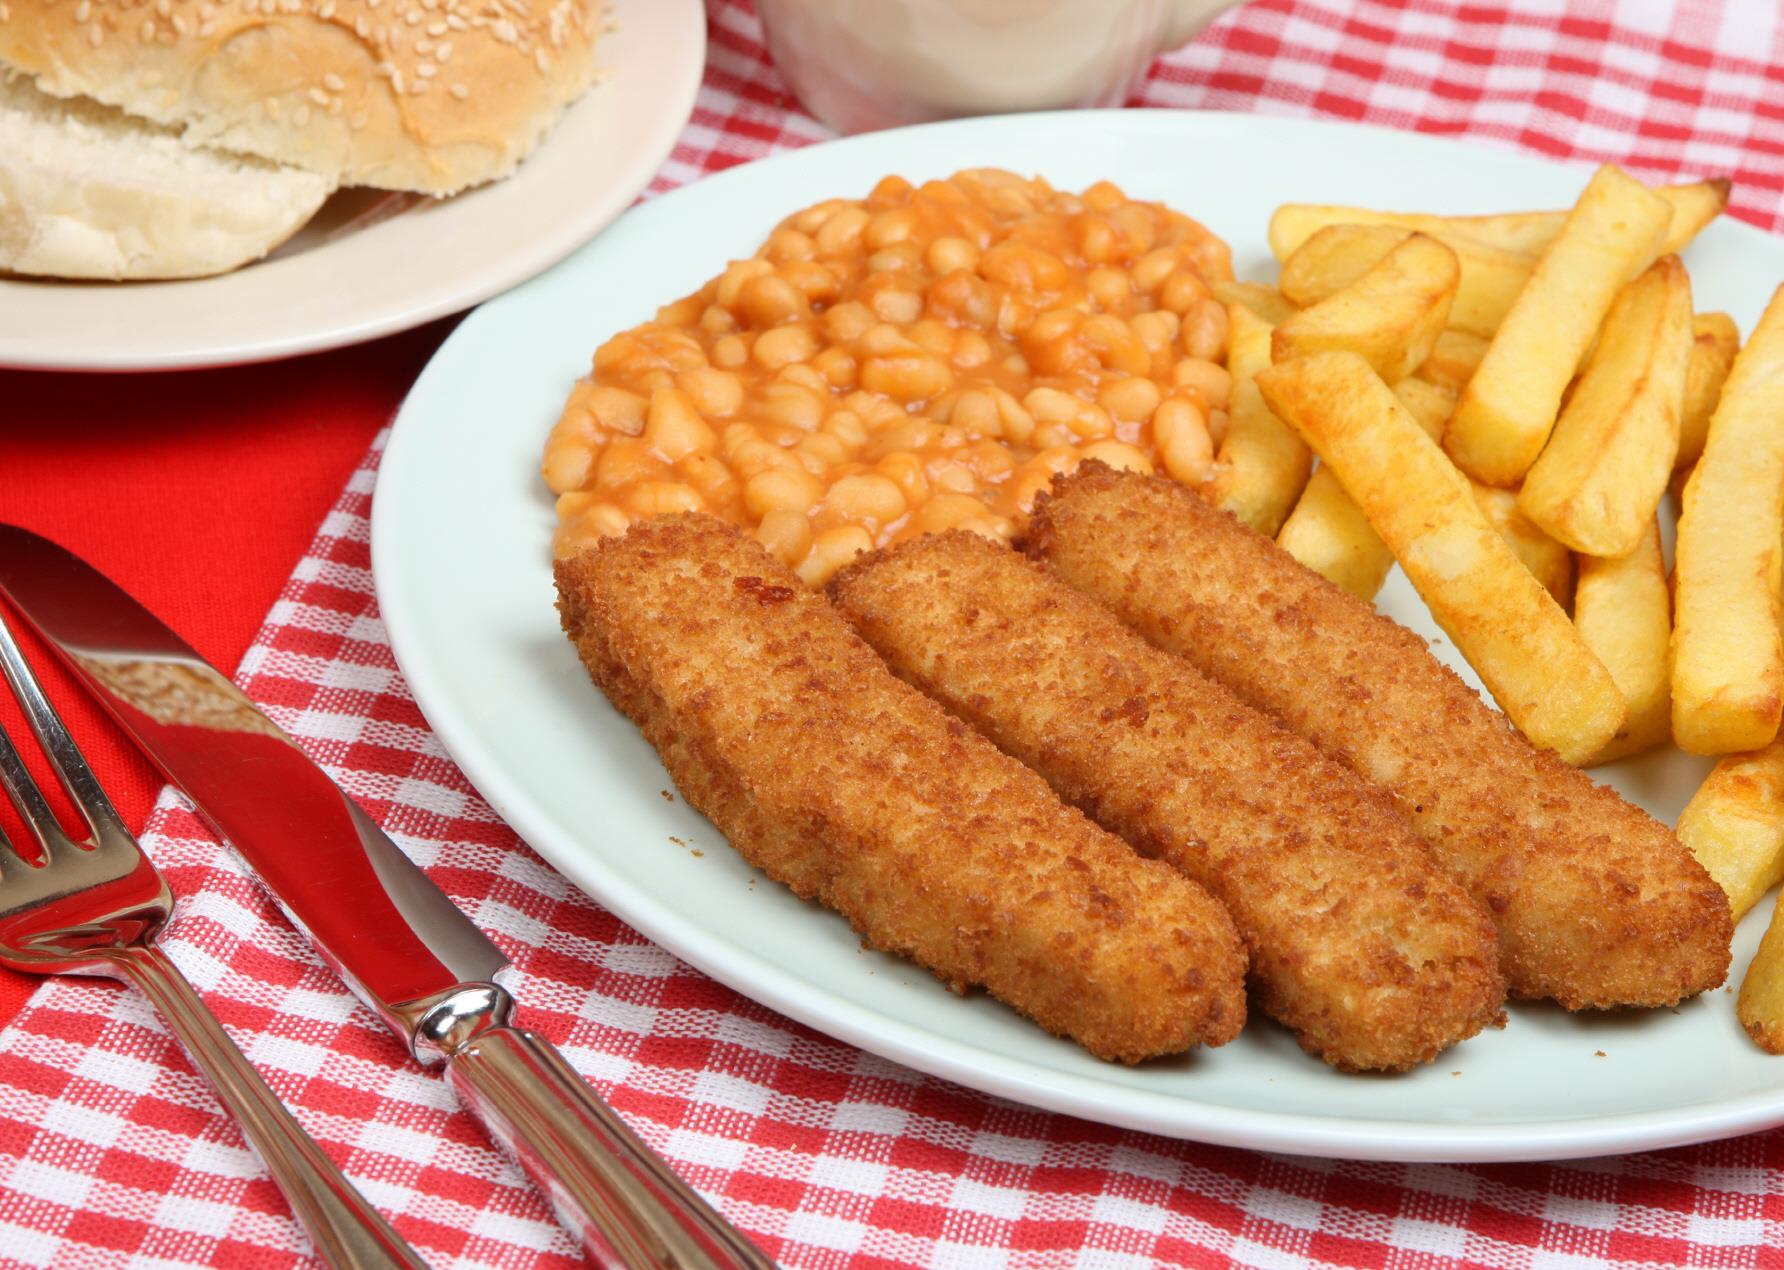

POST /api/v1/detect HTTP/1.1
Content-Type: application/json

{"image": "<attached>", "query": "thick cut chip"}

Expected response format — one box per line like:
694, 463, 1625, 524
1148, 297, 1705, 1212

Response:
1678, 741, 1784, 922
1575, 518, 1671, 764
1675, 312, 1741, 470
1739, 899, 1784, 1054
1271, 233, 1458, 381
1471, 482, 1573, 607
1275, 375, 1449, 600
1206, 304, 1312, 536
1445, 166, 1673, 487
1517, 255, 1693, 558
1417, 330, 1490, 391
1278, 222, 1535, 339
1267, 178, 1729, 259
1210, 279, 1298, 325
1672, 283, 1784, 756
1257, 351, 1625, 764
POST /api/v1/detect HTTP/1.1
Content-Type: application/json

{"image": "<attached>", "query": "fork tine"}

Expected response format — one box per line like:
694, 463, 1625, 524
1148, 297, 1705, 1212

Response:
0, 712, 66, 865
0, 606, 126, 846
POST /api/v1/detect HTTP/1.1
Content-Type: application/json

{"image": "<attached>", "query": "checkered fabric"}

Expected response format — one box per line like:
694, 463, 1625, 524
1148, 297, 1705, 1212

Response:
4, 0, 1784, 1265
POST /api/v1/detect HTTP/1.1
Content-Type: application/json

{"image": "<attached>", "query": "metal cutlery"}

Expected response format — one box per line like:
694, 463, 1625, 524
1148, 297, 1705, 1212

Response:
0, 604, 425, 1268
0, 523, 772, 1270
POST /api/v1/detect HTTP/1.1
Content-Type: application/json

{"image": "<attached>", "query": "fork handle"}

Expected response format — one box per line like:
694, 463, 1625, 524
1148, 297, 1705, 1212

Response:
115, 944, 427, 1269
446, 1026, 772, 1269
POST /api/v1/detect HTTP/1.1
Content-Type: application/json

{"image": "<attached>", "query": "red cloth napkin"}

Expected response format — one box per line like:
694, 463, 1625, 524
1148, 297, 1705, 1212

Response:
5, 0, 1784, 1265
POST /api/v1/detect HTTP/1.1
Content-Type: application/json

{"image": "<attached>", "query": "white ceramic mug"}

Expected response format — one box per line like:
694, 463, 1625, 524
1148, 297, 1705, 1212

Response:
756, 0, 1240, 136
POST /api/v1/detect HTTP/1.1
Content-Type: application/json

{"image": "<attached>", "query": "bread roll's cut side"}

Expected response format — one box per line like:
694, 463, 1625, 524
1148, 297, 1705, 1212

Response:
0, 71, 331, 279
0, 0, 606, 195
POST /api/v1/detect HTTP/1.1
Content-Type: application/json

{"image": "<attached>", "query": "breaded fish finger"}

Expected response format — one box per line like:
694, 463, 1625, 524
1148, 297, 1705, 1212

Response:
1027, 465, 1731, 1010
832, 532, 1503, 1071
555, 513, 1248, 1063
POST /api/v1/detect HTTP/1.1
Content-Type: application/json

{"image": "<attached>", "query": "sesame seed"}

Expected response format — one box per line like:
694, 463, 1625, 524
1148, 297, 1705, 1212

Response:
415, 61, 435, 76
198, 3, 215, 18
294, 103, 312, 125
139, 17, 153, 37
448, 81, 467, 99
323, 72, 345, 91
308, 86, 329, 104
534, 46, 548, 71
445, 12, 465, 28
73, 0, 89, 19
318, 0, 334, 15
366, 0, 380, 9
0, 4, 10, 22
154, 0, 169, 16
170, 13, 186, 32
425, 19, 445, 34
403, 6, 421, 22
490, 17, 515, 42
86, 21, 102, 44
435, 39, 452, 58
390, 68, 404, 92
353, 14, 367, 35
349, 110, 368, 129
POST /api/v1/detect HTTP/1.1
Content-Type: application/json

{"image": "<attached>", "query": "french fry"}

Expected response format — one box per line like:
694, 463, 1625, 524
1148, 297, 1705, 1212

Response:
1267, 178, 1730, 260
1738, 904, 1784, 1054
1392, 376, 1457, 435
1278, 222, 1536, 340
1274, 375, 1449, 599
1207, 305, 1312, 536
1675, 311, 1741, 470
1470, 483, 1573, 606
1445, 165, 1673, 487
1256, 351, 1625, 764
1516, 255, 1694, 558
1575, 518, 1671, 763
1276, 466, 1392, 599
1210, 279, 1298, 326
1415, 329, 1490, 391
1271, 233, 1458, 381
1677, 741, 1784, 922
1672, 283, 1784, 755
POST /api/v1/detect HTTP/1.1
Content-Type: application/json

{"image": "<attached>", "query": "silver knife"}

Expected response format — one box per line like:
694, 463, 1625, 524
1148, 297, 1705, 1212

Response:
0, 523, 772, 1270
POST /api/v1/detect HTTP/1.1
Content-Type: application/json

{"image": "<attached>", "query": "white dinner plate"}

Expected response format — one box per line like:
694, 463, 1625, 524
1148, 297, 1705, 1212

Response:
374, 110, 1784, 1163
0, 0, 702, 371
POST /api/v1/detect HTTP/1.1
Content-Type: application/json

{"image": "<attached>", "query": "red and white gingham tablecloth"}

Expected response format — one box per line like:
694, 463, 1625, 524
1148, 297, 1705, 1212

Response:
6, 1, 1784, 1265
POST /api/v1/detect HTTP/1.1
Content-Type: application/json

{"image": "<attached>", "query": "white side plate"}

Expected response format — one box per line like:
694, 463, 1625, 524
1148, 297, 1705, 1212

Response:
0, 0, 702, 371
374, 110, 1782, 1163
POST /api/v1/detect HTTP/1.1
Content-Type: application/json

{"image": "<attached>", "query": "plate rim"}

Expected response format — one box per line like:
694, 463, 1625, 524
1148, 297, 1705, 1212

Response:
372, 107, 1784, 1163
0, 0, 704, 373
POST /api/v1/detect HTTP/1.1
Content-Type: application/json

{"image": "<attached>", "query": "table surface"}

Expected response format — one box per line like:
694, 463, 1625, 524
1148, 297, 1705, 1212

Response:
5, 1, 1784, 1266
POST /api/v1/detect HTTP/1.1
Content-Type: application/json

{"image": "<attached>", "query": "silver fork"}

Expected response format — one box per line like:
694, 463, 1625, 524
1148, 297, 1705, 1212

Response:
0, 607, 428, 1269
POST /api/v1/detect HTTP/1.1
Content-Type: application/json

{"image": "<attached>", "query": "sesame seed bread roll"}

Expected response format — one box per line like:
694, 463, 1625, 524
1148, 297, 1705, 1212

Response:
0, 70, 330, 278
1027, 463, 1731, 1012
832, 532, 1504, 1073
0, 0, 604, 194
555, 514, 1249, 1064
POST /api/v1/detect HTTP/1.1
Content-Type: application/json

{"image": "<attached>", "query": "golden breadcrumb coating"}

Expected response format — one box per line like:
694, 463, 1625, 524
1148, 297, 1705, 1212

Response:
832, 531, 1504, 1071
555, 513, 1248, 1063
1027, 464, 1732, 1010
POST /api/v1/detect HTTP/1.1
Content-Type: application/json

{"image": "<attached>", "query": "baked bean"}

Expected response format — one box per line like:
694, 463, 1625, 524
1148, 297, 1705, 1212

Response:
796, 525, 874, 587
744, 466, 822, 517
752, 324, 818, 369
737, 274, 811, 328
823, 473, 907, 528
547, 169, 1235, 575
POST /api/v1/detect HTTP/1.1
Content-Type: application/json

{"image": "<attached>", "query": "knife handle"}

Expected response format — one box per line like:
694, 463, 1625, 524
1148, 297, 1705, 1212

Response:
444, 1025, 772, 1270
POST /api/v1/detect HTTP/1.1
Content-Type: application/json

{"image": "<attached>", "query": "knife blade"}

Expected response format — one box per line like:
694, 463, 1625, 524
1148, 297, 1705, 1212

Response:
0, 523, 771, 1270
